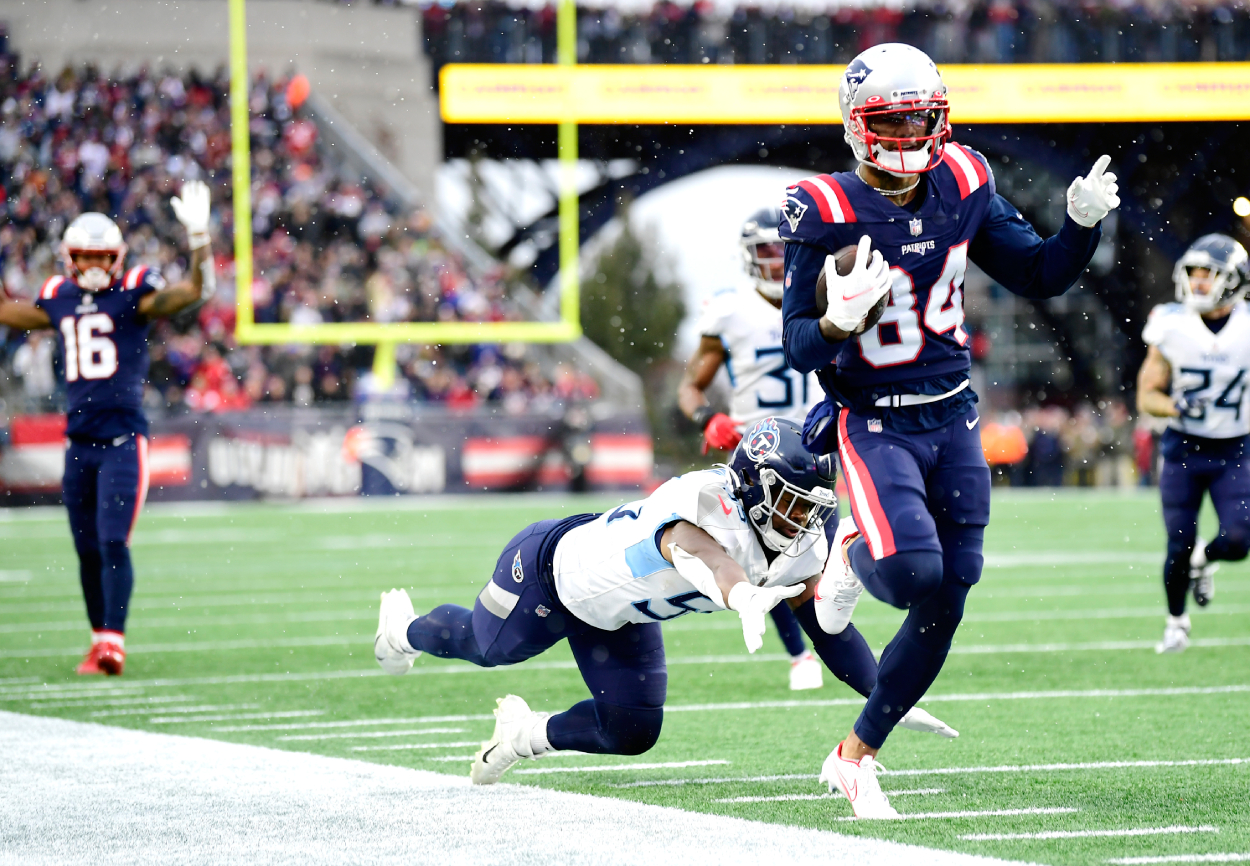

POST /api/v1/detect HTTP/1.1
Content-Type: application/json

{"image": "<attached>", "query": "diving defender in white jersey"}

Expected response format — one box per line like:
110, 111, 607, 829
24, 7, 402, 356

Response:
679, 207, 827, 690
1137, 234, 1250, 653
373, 418, 955, 785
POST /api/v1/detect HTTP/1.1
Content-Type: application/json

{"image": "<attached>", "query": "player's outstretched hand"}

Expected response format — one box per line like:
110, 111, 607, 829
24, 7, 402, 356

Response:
727, 582, 805, 654
702, 413, 743, 453
1066, 155, 1120, 228
822, 235, 892, 333
171, 180, 212, 249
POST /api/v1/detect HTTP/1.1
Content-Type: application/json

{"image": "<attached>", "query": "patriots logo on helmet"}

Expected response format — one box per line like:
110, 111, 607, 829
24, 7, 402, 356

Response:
844, 58, 872, 95
782, 197, 808, 232
744, 419, 782, 463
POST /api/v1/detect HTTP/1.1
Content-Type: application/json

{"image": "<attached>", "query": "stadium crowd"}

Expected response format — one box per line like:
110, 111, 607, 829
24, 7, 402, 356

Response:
0, 53, 571, 416
421, 0, 1250, 74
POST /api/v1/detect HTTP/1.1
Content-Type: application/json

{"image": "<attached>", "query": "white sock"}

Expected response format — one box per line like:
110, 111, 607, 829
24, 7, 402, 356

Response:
529, 715, 554, 756
1167, 613, 1191, 630
92, 630, 124, 648
396, 615, 418, 654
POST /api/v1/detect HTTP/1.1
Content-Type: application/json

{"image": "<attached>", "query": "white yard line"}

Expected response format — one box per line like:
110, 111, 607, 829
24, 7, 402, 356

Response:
350, 741, 482, 752
148, 710, 324, 724
94, 704, 260, 717
962, 825, 1220, 841
33, 696, 192, 710
278, 728, 466, 741
516, 760, 733, 775
1107, 855, 1250, 864
715, 789, 945, 803
0, 570, 32, 582
839, 807, 1080, 821
613, 774, 813, 789
215, 714, 493, 732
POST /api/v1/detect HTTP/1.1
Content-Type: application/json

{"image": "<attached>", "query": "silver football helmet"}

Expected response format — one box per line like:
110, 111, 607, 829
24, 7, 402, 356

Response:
60, 213, 127, 291
740, 207, 784, 301
1173, 233, 1250, 313
839, 43, 951, 177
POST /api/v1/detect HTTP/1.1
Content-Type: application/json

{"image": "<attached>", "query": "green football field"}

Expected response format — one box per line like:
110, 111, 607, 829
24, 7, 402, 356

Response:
1, 490, 1247, 866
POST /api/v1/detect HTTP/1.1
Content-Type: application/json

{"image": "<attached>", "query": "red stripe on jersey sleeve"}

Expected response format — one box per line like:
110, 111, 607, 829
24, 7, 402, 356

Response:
797, 180, 833, 222
823, 176, 857, 223
942, 150, 972, 199
39, 276, 64, 300
124, 266, 148, 290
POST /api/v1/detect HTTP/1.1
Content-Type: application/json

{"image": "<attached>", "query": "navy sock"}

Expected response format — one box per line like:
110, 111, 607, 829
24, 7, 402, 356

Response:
769, 603, 808, 657
791, 598, 877, 698
546, 699, 663, 755
99, 540, 134, 633
76, 546, 105, 631
407, 604, 487, 665
1163, 540, 1192, 616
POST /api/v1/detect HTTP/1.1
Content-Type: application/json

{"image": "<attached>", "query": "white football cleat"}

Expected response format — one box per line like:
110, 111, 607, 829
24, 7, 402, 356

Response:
374, 589, 421, 675
470, 694, 550, 785
1156, 613, 1191, 654
1190, 540, 1217, 607
819, 741, 899, 819
897, 705, 959, 738
789, 650, 824, 691
814, 517, 865, 635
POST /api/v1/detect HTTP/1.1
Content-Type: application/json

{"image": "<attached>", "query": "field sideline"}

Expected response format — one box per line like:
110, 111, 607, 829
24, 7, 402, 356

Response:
1, 489, 1248, 866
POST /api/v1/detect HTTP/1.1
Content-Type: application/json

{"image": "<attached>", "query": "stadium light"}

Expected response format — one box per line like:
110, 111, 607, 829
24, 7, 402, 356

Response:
1235, 197, 1250, 218
227, 0, 582, 391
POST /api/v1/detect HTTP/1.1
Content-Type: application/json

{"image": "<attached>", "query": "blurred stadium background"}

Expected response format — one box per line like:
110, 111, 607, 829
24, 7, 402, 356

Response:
0, 0, 1248, 504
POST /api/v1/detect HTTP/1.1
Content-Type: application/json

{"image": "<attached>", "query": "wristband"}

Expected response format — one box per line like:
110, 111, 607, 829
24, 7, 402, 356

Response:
199, 255, 217, 300
691, 404, 715, 430
187, 231, 211, 251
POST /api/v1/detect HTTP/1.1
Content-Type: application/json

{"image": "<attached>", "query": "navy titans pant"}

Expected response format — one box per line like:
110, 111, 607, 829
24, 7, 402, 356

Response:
63, 436, 149, 634
1159, 441, 1250, 616
407, 517, 668, 755
835, 406, 989, 749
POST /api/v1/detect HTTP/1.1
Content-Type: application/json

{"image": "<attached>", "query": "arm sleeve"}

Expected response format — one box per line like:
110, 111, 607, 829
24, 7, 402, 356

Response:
782, 241, 843, 374
969, 193, 1102, 301
1141, 306, 1168, 347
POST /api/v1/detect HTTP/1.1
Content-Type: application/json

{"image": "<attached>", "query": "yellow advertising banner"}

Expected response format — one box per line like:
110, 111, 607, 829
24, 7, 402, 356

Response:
440, 62, 1250, 124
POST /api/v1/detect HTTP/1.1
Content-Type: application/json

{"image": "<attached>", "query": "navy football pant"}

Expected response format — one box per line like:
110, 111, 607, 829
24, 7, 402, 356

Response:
836, 406, 989, 749
407, 518, 667, 755
769, 603, 807, 657
1159, 452, 1250, 616
63, 436, 149, 634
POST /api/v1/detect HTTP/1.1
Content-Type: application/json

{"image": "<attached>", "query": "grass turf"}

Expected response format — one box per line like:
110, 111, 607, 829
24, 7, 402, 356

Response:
1, 490, 1248, 866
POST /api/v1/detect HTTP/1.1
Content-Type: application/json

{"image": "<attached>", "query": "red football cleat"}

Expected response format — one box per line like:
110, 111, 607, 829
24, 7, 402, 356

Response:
96, 642, 125, 676
76, 645, 106, 675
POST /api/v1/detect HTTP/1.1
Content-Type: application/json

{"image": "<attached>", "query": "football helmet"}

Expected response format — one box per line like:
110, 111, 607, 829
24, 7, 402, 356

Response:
728, 417, 837, 557
61, 213, 127, 292
839, 43, 951, 177
740, 207, 784, 301
1173, 233, 1249, 313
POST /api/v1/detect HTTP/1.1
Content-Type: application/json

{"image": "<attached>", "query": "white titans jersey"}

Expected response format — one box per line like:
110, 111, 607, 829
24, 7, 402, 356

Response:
552, 468, 828, 631
697, 286, 821, 428
1143, 301, 1250, 440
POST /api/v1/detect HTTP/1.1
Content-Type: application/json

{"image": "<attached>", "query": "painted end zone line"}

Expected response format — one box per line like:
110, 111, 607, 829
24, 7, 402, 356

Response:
715, 789, 945, 803
515, 760, 730, 775
962, 824, 1220, 841
1107, 855, 1250, 864
839, 807, 1079, 822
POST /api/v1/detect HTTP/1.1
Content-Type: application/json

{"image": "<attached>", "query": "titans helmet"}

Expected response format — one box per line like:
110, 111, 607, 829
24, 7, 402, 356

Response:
1173, 233, 1250, 313
728, 417, 837, 556
60, 213, 127, 292
839, 43, 951, 177
740, 207, 785, 301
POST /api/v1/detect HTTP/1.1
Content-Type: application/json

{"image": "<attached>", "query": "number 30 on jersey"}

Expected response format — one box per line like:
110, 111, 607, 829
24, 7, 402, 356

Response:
59, 314, 118, 381
858, 241, 969, 368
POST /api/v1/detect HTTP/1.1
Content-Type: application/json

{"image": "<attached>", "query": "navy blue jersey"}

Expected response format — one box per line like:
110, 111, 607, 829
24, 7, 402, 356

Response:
35, 266, 162, 440
780, 142, 1101, 431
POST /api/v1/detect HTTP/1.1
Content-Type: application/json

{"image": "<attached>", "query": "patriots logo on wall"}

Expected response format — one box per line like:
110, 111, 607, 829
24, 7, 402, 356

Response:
782, 196, 808, 232
512, 550, 524, 583
744, 418, 782, 462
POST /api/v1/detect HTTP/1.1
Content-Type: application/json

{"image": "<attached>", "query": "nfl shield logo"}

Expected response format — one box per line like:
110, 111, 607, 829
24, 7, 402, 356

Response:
909, 218, 923, 237
867, 419, 884, 433
512, 551, 524, 583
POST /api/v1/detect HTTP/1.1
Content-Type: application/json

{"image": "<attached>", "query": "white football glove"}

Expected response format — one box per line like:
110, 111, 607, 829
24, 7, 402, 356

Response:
823, 235, 892, 333
171, 180, 212, 249
727, 582, 805, 654
1066, 154, 1120, 228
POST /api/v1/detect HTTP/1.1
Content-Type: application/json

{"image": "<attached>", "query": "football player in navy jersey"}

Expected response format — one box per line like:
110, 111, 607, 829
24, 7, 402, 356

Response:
0, 181, 214, 675
778, 44, 1119, 817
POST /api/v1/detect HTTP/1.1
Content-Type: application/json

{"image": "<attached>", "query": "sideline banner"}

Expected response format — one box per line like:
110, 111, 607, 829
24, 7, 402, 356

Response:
440, 62, 1250, 125
0, 408, 653, 501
